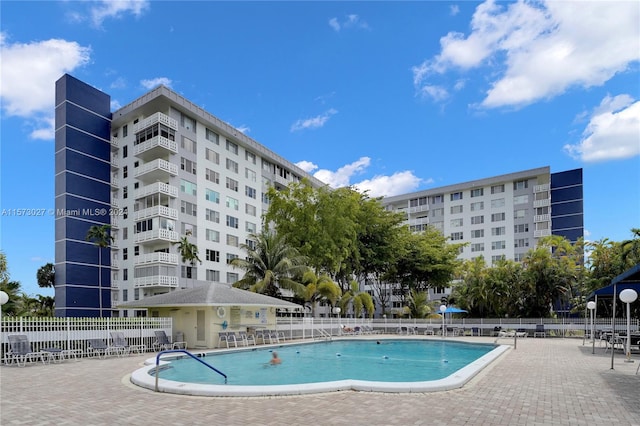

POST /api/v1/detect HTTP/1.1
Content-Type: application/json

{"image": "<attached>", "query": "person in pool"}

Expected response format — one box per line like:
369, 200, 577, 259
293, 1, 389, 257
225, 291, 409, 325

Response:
270, 351, 282, 365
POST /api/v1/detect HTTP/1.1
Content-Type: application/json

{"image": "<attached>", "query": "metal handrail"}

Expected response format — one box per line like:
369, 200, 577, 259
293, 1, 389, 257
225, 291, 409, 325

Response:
154, 349, 227, 391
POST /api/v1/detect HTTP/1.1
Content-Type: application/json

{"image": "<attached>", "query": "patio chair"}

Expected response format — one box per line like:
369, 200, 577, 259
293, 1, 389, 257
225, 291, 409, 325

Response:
516, 328, 528, 338
534, 324, 546, 338
153, 330, 180, 351
6, 335, 47, 366
87, 339, 113, 359
218, 332, 238, 348
109, 331, 131, 356
238, 331, 256, 346
471, 327, 481, 336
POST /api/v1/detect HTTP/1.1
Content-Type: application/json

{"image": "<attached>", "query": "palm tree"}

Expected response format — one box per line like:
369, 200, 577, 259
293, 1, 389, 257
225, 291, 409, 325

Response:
339, 280, 375, 319
36, 263, 55, 288
301, 270, 342, 317
85, 224, 114, 316
231, 229, 307, 298
173, 230, 201, 288
403, 289, 432, 318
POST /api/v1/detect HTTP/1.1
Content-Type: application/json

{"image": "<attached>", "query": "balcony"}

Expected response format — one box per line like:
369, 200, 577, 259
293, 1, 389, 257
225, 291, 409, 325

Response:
534, 214, 550, 222
534, 229, 552, 238
111, 197, 119, 208
111, 137, 119, 151
134, 229, 178, 244
110, 217, 119, 228
134, 252, 179, 266
533, 183, 550, 193
111, 176, 119, 190
408, 205, 429, 214
111, 155, 119, 169
533, 199, 550, 208
134, 275, 179, 289
135, 182, 178, 199
408, 217, 429, 226
133, 136, 178, 161
111, 280, 120, 289
134, 159, 178, 183
134, 205, 178, 221
111, 259, 119, 269
133, 112, 178, 133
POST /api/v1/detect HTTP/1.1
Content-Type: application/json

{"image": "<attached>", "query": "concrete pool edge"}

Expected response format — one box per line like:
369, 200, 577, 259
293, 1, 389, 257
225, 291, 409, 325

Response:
130, 340, 511, 397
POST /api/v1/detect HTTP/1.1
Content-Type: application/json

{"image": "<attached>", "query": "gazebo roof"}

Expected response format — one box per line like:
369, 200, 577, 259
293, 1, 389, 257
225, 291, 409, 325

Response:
590, 263, 640, 298
117, 283, 303, 310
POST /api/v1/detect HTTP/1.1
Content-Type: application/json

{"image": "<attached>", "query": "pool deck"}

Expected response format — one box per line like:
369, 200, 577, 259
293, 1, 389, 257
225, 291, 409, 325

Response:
1, 336, 639, 425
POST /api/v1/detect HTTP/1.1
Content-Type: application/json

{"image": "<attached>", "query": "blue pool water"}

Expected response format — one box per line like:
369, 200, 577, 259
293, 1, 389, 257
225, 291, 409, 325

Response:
155, 339, 496, 386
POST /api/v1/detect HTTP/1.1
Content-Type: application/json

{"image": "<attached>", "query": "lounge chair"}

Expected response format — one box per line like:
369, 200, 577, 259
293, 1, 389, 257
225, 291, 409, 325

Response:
87, 338, 113, 359
238, 331, 256, 346
471, 327, 481, 336
516, 329, 528, 338
6, 335, 47, 366
110, 331, 146, 355
218, 332, 238, 348
534, 324, 546, 338
153, 330, 183, 351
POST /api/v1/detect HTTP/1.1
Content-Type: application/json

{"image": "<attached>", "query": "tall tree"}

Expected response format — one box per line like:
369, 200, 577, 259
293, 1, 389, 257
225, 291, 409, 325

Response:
36, 263, 55, 288
402, 289, 432, 319
85, 224, 113, 316
173, 230, 201, 287
339, 280, 375, 318
231, 230, 308, 298
301, 271, 342, 316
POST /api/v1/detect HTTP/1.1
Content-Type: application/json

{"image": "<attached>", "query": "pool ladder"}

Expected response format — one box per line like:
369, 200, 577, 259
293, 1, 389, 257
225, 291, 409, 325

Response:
154, 349, 227, 391
316, 329, 332, 341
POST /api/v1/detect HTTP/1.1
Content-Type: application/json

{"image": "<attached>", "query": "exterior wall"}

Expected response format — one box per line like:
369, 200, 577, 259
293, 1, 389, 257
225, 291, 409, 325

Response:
551, 168, 584, 243
54, 74, 113, 317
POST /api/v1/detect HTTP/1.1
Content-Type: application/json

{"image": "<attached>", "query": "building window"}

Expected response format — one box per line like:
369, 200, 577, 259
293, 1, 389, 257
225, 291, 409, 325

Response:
226, 234, 239, 247
245, 186, 257, 199
180, 201, 197, 217
123, 269, 128, 281
226, 254, 238, 265
226, 140, 238, 155
206, 189, 220, 203
226, 272, 239, 283
122, 248, 128, 260
491, 212, 505, 222
122, 125, 128, 137
450, 192, 463, 201
206, 249, 220, 262
514, 224, 529, 233
205, 208, 220, 223
471, 215, 484, 225
491, 184, 505, 194
514, 209, 527, 219
226, 158, 238, 174
226, 178, 239, 192
471, 188, 484, 198
123, 186, 128, 199
450, 232, 464, 241
181, 158, 196, 174
245, 151, 256, 164
245, 204, 257, 217
430, 194, 444, 204
492, 241, 506, 250
492, 226, 506, 236
205, 148, 219, 164
226, 215, 239, 229
470, 201, 484, 211
450, 205, 463, 214
181, 266, 196, 279
514, 195, 529, 205
206, 128, 219, 144
450, 218, 463, 227
491, 255, 505, 264
246, 221, 257, 233
226, 196, 239, 210
514, 180, 529, 190
514, 238, 530, 248
123, 166, 128, 179
431, 208, 444, 218
206, 229, 220, 242
122, 289, 128, 302
134, 246, 139, 256
206, 269, 220, 282
180, 114, 196, 132
181, 223, 196, 238
181, 136, 197, 154
205, 168, 219, 184
471, 243, 485, 252
471, 229, 484, 238
246, 168, 256, 182
180, 179, 197, 196
491, 198, 505, 208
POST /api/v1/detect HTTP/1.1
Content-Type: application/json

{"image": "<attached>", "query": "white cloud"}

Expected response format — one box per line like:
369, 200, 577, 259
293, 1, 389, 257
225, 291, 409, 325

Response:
290, 108, 337, 132
91, 0, 149, 27
312, 157, 371, 188
450, 5, 460, 16
235, 125, 250, 134
354, 171, 425, 197
564, 94, 640, 162
0, 34, 91, 139
140, 77, 172, 89
110, 77, 127, 89
295, 161, 318, 173
328, 14, 369, 32
413, 0, 640, 108
419, 85, 449, 102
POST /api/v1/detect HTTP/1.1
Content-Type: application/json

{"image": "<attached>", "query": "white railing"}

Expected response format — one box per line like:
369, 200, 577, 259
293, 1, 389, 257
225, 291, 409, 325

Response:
533, 199, 550, 208
133, 112, 178, 133
0, 317, 173, 357
134, 205, 178, 221
408, 205, 429, 214
135, 182, 178, 199
135, 252, 178, 266
534, 229, 551, 238
133, 135, 178, 156
134, 229, 178, 244
111, 137, 119, 148
533, 183, 550, 193
134, 159, 178, 178
534, 214, 550, 222
134, 275, 179, 288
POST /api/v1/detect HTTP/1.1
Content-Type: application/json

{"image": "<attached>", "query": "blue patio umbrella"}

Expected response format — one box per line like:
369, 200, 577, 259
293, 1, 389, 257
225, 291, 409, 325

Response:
443, 306, 467, 314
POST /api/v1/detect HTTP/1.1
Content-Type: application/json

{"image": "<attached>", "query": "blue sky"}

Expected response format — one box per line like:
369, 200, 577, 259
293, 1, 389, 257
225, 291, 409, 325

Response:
1, 0, 639, 297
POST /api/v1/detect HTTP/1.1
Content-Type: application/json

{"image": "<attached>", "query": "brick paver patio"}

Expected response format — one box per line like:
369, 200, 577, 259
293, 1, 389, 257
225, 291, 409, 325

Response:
1, 337, 638, 425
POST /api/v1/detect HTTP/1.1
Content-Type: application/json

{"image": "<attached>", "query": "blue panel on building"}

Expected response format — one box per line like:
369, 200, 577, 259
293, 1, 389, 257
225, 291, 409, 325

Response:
55, 74, 111, 118
63, 102, 111, 140
551, 168, 583, 188
57, 126, 111, 160
551, 200, 584, 216
551, 186, 583, 203
64, 173, 111, 202
62, 196, 111, 223
64, 150, 111, 183
553, 228, 583, 242
552, 215, 584, 230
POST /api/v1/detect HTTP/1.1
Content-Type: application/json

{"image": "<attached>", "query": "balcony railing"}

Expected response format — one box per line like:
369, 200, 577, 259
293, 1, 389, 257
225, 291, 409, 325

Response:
534, 214, 550, 222
134, 229, 178, 244
134, 275, 179, 289
134, 159, 178, 180
533, 199, 550, 208
135, 182, 178, 199
133, 135, 178, 157
533, 183, 550, 193
134, 205, 178, 221
133, 112, 178, 133
534, 229, 552, 238
408, 205, 429, 214
134, 252, 179, 266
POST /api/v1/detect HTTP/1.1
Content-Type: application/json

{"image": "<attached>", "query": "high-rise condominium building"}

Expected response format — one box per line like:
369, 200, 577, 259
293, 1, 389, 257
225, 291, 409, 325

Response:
54, 74, 583, 317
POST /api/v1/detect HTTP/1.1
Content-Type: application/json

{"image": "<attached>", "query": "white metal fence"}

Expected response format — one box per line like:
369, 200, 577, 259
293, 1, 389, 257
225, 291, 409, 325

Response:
0, 317, 172, 358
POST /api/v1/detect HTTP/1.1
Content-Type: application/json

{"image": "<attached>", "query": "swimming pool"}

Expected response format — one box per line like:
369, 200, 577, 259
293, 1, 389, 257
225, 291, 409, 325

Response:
131, 337, 509, 396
